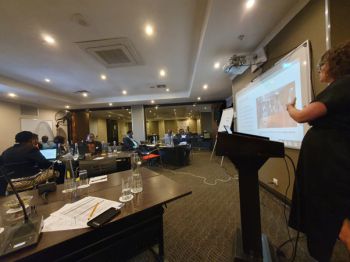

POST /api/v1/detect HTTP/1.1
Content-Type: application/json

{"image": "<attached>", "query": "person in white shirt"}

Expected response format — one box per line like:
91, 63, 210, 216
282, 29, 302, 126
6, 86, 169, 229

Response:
163, 129, 174, 145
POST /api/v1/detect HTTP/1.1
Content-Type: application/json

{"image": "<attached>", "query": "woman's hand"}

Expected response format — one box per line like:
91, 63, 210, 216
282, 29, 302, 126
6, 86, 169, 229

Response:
339, 218, 350, 252
286, 97, 296, 111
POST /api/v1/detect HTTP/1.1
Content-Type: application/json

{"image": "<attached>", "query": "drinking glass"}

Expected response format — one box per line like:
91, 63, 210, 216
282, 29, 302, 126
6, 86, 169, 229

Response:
78, 170, 89, 189
131, 154, 143, 193
119, 176, 133, 202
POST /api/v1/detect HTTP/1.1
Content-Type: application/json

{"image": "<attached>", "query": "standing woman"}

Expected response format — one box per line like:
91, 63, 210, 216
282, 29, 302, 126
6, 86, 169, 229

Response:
287, 40, 350, 261
287, 41, 350, 261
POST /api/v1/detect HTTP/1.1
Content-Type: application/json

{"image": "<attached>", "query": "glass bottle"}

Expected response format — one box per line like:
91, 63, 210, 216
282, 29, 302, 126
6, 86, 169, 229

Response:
113, 141, 117, 153
64, 159, 76, 194
73, 143, 79, 161
131, 153, 143, 193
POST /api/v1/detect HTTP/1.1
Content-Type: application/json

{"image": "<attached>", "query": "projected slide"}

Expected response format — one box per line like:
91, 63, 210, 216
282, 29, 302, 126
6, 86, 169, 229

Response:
256, 82, 296, 128
235, 41, 312, 149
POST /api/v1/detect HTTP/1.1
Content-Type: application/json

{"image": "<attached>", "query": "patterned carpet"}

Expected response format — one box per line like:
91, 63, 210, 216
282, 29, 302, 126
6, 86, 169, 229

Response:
129, 151, 349, 262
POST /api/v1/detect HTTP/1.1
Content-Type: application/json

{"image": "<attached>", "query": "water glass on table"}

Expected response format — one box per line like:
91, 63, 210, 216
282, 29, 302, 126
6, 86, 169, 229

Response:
78, 170, 89, 189
119, 176, 134, 202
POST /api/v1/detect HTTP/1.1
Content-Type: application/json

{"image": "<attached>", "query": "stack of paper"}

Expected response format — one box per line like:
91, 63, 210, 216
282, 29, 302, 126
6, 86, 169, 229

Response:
42, 196, 123, 232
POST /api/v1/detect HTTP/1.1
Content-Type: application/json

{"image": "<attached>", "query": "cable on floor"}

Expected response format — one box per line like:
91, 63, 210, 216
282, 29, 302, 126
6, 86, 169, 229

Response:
168, 170, 232, 186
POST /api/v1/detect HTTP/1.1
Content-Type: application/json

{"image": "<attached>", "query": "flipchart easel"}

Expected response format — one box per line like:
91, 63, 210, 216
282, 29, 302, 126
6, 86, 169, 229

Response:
210, 108, 235, 166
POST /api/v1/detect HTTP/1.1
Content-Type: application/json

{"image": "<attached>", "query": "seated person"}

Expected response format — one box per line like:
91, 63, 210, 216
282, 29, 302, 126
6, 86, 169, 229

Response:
164, 129, 174, 146
53, 135, 67, 155
122, 130, 139, 151
41, 135, 55, 149
32, 133, 42, 149
85, 133, 102, 155
174, 129, 189, 145
0, 131, 53, 194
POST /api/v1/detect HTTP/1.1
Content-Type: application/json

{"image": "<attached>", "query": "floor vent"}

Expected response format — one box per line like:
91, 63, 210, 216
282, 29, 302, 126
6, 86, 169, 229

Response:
76, 37, 143, 68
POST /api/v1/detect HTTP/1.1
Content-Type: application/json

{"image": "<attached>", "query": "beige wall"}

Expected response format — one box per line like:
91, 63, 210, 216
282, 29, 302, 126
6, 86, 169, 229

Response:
117, 120, 129, 144
89, 117, 107, 142
0, 100, 65, 153
164, 120, 178, 134
146, 121, 159, 135
158, 120, 165, 138
97, 118, 107, 143
177, 119, 197, 133
330, 0, 350, 46
197, 119, 201, 134
231, 0, 326, 199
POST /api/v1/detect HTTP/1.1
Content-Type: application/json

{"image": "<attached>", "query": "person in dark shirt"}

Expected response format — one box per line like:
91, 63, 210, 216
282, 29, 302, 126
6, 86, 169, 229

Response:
0, 131, 53, 194
122, 130, 139, 151
32, 133, 42, 149
287, 40, 350, 260
53, 135, 67, 155
85, 133, 102, 155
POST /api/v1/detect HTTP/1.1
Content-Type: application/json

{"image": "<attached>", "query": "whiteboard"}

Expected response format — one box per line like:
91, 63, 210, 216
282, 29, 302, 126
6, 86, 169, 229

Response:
20, 119, 54, 140
218, 108, 235, 132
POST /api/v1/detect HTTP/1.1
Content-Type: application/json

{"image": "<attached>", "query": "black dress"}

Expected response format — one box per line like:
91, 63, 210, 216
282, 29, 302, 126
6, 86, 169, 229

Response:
289, 75, 350, 261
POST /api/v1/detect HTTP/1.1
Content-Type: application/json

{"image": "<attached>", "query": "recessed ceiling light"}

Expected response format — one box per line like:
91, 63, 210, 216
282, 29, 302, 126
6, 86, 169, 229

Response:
149, 110, 152, 113
214, 62, 220, 69
44, 78, 51, 83
151, 100, 155, 104
42, 34, 56, 45
122, 90, 127, 95
82, 92, 88, 97
203, 84, 208, 90
108, 103, 113, 106
65, 105, 70, 109
246, 0, 255, 9
193, 104, 196, 107
8, 93, 17, 98
159, 69, 166, 77
155, 106, 158, 110
197, 97, 201, 101
145, 24, 154, 36
100, 74, 107, 80
166, 88, 170, 92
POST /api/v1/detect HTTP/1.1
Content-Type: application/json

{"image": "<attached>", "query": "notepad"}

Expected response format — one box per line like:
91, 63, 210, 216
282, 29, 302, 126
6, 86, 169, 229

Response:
42, 196, 123, 232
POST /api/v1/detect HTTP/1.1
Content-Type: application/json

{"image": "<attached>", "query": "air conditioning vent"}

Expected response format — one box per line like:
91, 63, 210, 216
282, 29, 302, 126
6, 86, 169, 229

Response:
156, 84, 166, 89
76, 37, 143, 68
20, 105, 38, 116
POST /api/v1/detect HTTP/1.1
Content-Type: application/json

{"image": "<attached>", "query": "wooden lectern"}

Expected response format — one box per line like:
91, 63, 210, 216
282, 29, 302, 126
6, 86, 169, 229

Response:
216, 132, 285, 261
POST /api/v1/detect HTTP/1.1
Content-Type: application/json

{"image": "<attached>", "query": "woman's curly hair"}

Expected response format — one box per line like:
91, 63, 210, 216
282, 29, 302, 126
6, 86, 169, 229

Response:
319, 40, 350, 80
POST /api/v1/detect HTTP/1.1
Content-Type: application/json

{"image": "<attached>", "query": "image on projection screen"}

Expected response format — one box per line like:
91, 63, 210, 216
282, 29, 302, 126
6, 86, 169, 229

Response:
256, 81, 297, 128
235, 41, 312, 149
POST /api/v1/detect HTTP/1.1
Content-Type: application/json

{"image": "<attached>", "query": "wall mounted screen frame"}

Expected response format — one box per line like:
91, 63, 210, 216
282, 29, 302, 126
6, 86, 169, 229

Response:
235, 41, 312, 149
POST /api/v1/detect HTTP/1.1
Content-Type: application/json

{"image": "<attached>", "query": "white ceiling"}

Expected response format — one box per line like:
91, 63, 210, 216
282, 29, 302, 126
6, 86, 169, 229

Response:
0, 0, 309, 109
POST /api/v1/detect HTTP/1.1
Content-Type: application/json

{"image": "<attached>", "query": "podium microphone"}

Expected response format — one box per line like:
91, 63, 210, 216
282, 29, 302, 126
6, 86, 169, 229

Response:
0, 167, 43, 257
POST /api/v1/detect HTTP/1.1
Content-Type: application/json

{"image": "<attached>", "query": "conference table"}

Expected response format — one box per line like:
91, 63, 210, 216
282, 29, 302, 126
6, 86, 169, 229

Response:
79, 151, 132, 177
143, 144, 191, 167
0, 168, 192, 261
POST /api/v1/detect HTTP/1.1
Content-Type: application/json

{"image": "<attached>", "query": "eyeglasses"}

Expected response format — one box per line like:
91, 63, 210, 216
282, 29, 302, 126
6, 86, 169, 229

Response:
317, 63, 325, 73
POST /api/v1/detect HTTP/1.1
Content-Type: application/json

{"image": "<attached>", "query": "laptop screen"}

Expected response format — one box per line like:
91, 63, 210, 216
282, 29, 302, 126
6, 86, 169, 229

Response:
40, 148, 57, 160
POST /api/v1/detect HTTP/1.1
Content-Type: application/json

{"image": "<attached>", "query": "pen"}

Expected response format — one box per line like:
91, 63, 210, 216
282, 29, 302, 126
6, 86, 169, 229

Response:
88, 202, 99, 220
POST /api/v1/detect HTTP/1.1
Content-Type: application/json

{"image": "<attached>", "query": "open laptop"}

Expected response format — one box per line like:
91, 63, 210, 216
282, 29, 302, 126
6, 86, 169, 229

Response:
40, 148, 57, 161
